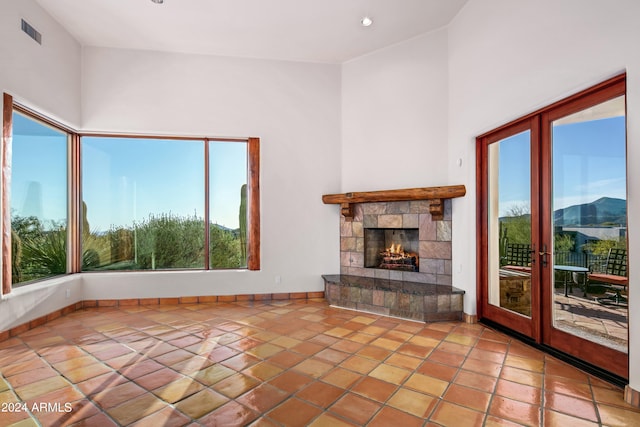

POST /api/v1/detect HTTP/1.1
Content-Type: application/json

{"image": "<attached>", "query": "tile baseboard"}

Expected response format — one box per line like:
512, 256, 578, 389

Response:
625, 385, 640, 408
0, 292, 325, 342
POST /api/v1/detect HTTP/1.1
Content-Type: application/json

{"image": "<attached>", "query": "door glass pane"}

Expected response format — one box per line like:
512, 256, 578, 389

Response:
81, 137, 205, 270
488, 130, 532, 316
11, 112, 68, 285
551, 95, 627, 353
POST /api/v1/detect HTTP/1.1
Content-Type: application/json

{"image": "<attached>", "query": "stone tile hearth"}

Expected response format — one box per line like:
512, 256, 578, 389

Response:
323, 275, 464, 322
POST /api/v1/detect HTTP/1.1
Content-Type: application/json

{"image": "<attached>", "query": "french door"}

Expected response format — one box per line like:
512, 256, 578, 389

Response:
477, 74, 628, 379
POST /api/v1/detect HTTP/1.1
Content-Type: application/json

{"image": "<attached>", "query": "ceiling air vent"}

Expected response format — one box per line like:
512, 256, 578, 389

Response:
21, 19, 42, 44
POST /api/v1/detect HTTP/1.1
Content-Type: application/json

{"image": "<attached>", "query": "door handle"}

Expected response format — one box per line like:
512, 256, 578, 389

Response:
539, 245, 550, 267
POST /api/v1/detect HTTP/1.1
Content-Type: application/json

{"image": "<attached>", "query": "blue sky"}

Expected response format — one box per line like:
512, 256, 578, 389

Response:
498, 116, 626, 216
82, 137, 247, 231
552, 116, 626, 209
13, 110, 624, 229
11, 113, 247, 231
496, 130, 531, 216
11, 114, 67, 229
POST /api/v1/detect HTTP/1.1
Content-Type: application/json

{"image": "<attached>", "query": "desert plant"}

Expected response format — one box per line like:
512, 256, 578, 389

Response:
554, 233, 575, 252
11, 229, 22, 283
134, 213, 205, 269
583, 238, 627, 256
500, 204, 532, 246
21, 227, 67, 276
239, 184, 247, 266
210, 224, 242, 268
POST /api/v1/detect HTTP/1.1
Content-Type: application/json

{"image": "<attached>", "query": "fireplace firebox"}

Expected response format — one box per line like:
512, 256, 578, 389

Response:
364, 228, 419, 272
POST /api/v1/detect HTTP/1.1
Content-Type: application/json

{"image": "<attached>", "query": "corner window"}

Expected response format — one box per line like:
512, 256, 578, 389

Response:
80, 137, 254, 271
2, 93, 260, 293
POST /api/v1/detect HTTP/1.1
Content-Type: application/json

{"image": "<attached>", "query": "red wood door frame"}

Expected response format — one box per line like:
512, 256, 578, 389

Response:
476, 73, 628, 379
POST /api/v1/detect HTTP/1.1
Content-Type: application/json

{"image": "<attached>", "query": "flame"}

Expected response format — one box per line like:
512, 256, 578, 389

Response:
380, 243, 419, 270
388, 244, 404, 255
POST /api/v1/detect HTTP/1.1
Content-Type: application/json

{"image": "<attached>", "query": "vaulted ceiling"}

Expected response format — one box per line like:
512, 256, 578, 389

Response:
35, 0, 468, 63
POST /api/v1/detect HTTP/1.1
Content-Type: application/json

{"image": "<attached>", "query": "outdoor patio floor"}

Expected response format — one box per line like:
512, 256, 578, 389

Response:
554, 288, 628, 353
1, 298, 639, 426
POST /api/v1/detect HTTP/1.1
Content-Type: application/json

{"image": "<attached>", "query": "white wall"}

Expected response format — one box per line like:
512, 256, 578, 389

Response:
0, 0, 82, 328
0, 276, 82, 331
0, 0, 81, 126
80, 47, 342, 299
341, 29, 450, 192
447, 0, 640, 391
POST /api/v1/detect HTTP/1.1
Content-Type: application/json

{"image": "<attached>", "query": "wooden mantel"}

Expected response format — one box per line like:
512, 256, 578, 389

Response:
322, 185, 466, 221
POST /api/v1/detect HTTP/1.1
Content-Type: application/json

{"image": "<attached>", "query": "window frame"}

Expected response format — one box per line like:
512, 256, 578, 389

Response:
2, 94, 260, 294
3, 96, 77, 289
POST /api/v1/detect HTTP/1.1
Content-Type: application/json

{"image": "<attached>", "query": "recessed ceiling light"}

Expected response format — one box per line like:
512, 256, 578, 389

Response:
151, 0, 164, 4
361, 16, 373, 27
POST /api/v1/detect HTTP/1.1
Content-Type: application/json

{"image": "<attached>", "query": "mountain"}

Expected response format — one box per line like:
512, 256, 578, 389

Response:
554, 197, 626, 226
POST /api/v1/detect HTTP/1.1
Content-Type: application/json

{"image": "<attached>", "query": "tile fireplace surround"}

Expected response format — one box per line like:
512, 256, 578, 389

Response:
340, 200, 453, 284
322, 187, 466, 322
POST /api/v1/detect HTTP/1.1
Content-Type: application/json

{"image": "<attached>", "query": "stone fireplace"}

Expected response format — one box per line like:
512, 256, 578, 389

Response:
340, 200, 451, 283
322, 186, 466, 322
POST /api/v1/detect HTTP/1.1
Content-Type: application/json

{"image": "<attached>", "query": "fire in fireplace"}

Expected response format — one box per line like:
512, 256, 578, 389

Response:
379, 243, 419, 271
364, 228, 419, 272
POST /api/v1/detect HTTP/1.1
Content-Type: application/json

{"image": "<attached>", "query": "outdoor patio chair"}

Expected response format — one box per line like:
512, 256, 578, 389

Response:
502, 243, 532, 273
588, 248, 628, 305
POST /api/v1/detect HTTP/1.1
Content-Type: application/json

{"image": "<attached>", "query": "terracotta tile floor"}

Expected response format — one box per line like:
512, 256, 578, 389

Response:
1, 299, 639, 426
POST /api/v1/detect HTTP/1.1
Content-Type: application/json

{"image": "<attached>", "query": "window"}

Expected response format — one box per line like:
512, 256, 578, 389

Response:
2, 93, 260, 293
9, 110, 70, 286
81, 137, 253, 271
81, 137, 206, 271
209, 141, 248, 268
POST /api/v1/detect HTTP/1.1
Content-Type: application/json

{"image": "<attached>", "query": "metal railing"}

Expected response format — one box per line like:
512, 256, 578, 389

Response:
553, 251, 607, 272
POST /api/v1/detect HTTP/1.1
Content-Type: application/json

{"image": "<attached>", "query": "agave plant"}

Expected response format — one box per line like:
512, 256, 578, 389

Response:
21, 227, 67, 276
